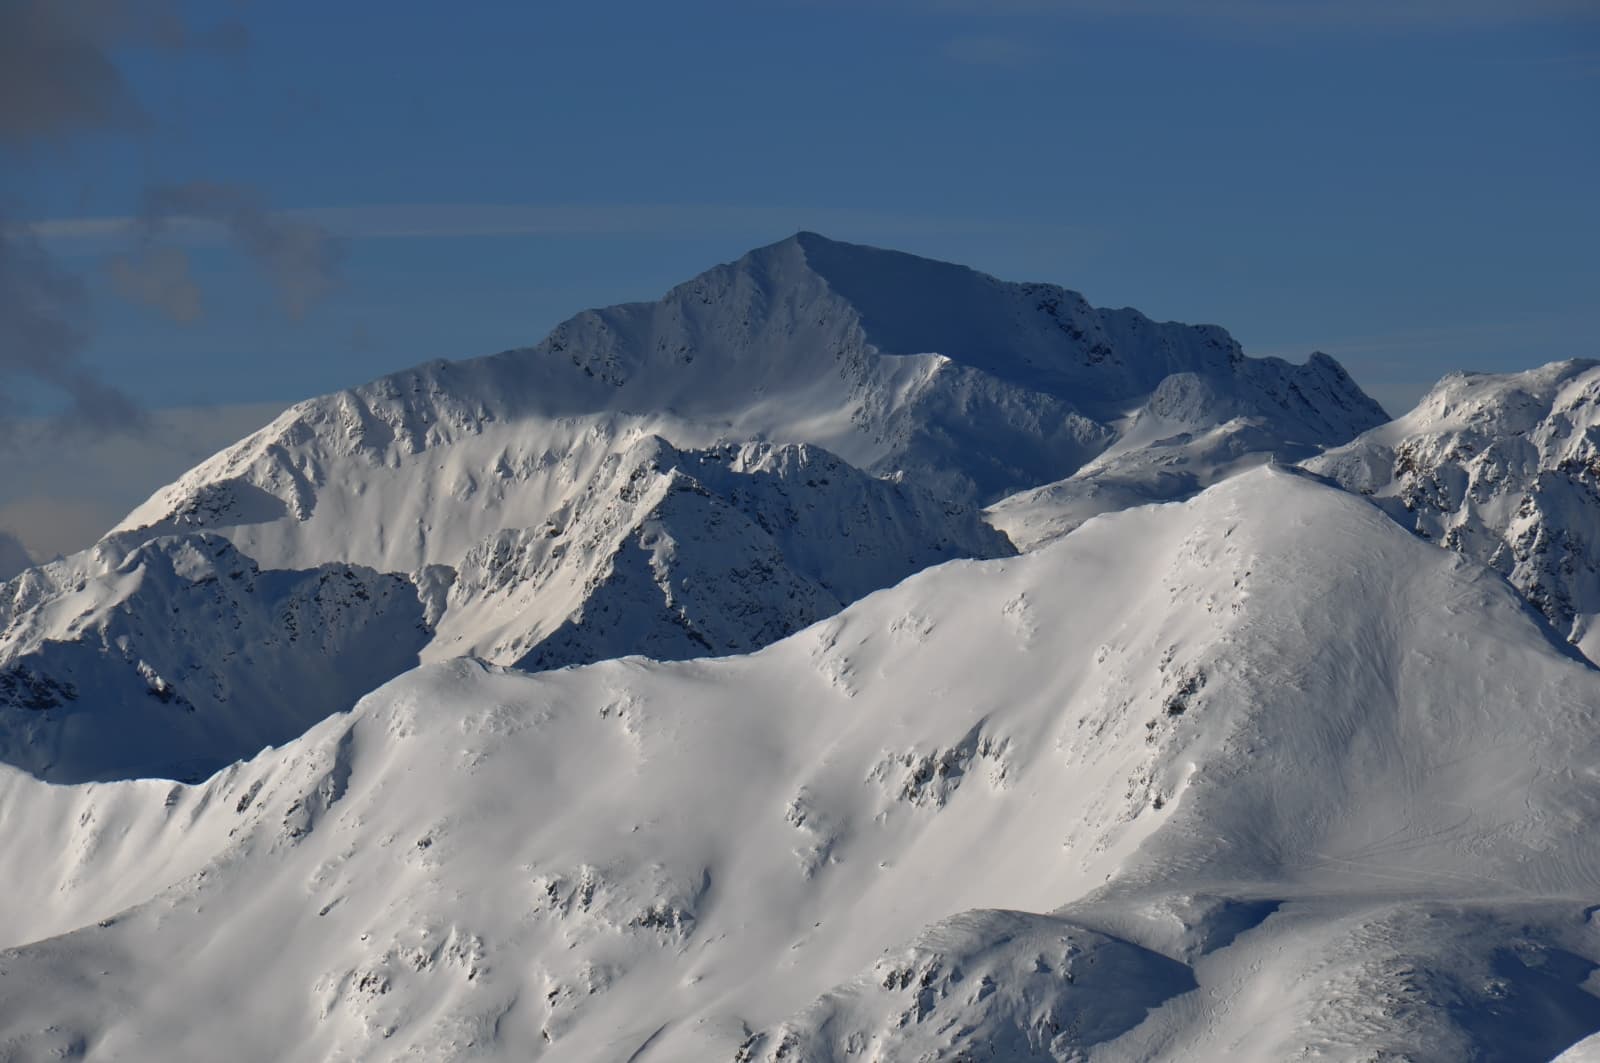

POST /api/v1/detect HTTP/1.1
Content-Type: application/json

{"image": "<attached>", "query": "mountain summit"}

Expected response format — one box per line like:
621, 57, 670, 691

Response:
110, 232, 1386, 570
0, 234, 1387, 782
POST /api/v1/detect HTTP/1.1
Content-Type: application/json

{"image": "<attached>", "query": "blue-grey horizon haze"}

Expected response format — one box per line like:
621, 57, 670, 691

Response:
0, 0, 1596, 561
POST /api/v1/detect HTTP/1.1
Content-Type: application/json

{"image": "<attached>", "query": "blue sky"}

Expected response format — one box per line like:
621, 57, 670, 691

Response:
5, 0, 1597, 421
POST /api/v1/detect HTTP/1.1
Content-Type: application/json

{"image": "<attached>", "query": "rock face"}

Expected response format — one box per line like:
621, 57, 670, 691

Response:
1307, 359, 1600, 661
0, 535, 430, 783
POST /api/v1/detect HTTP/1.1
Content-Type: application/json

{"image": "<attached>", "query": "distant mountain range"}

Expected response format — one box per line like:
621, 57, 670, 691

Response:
0, 235, 1596, 1061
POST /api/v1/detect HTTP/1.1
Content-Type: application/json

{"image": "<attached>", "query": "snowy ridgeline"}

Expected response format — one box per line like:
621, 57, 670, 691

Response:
0, 436, 1009, 782
0, 232, 1381, 783
1308, 359, 1600, 661
1, 235, 1600, 1059
2, 471, 1599, 1061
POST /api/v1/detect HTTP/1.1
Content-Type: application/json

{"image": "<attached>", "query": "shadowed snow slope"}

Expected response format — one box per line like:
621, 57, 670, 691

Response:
431, 435, 1013, 670
1308, 359, 1600, 662
2, 469, 1597, 1061
0, 534, 429, 783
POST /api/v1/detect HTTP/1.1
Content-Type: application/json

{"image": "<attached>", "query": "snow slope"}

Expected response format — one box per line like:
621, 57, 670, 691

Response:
1308, 359, 1600, 662
0, 534, 430, 783
986, 411, 1312, 550
0, 436, 1007, 782
2, 469, 1597, 1061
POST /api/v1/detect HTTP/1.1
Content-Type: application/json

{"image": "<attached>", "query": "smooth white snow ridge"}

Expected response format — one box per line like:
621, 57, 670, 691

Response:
1307, 358, 1600, 662
2, 469, 1597, 1061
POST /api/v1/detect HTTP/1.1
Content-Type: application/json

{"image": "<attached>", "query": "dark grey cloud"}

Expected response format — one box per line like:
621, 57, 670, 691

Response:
0, 1, 189, 435
0, 217, 143, 433
0, 1, 251, 437
126, 182, 343, 321
0, 0, 241, 148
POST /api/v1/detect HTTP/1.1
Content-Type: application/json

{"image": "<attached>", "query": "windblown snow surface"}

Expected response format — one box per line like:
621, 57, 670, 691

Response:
2, 470, 1600, 1061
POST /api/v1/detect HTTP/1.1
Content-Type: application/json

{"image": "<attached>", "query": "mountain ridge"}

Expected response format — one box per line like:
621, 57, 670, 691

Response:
101, 232, 1385, 574
0, 234, 1594, 1060
2, 470, 1597, 1060
0, 233, 1390, 783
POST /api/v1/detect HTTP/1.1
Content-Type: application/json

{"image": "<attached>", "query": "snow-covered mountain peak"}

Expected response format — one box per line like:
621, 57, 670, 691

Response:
93, 234, 1382, 583
0, 237, 1390, 784
612, 230, 1383, 428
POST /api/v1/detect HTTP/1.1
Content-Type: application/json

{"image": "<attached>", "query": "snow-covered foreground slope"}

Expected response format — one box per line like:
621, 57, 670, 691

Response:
3, 469, 1597, 1061
1308, 359, 1600, 662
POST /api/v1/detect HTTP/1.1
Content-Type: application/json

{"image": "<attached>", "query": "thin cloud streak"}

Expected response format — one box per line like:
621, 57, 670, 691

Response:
26, 202, 1093, 247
